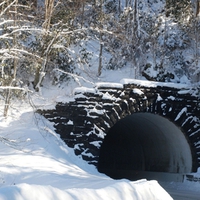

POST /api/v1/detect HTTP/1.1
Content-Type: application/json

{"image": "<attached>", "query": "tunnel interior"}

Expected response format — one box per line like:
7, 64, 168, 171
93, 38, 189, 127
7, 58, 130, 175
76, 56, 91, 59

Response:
97, 113, 193, 180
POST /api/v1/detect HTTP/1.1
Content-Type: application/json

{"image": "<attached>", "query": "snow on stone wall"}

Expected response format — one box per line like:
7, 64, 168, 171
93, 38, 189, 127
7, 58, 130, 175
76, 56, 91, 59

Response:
39, 79, 200, 168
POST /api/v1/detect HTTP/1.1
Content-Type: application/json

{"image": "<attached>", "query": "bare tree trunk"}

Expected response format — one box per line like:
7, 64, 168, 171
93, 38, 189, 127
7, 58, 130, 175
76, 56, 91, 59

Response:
43, 0, 54, 30
33, 0, 37, 8
33, 32, 58, 91
33, 63, 41, 91
160, 13, 167, 69
133, 0, 138, 38
118, 0, 121, 13
4, 86, 12, 117
98, 33, 103, 76
4, 0, 18, 117
195, 0, 200, 17
33, 0, 55, 91
194, 1, 200, 81
194, 20, 198, 68
97, 0, 103, 76
133, 0, 139, 78
81, 0, 85, 28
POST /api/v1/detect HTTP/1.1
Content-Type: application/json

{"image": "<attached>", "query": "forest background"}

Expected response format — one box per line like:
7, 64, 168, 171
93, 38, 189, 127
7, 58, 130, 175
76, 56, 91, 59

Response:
1, 0, 200, 117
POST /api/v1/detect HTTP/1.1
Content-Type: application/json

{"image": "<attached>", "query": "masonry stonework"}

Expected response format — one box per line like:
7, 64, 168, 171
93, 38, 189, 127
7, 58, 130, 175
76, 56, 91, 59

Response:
39, 79, 200, 170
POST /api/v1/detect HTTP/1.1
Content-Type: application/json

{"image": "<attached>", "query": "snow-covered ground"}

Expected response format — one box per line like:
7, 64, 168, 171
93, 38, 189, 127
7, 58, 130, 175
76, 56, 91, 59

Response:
0, 68, 200, 200
0, 103, 174, 200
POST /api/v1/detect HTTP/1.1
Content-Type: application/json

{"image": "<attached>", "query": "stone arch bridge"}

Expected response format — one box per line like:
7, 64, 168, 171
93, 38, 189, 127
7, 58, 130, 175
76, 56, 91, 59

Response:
39, 79, 200, 180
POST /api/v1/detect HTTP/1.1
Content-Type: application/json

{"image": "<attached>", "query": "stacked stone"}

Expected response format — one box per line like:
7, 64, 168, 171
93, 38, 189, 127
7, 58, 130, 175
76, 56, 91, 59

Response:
38, 79, 200, 168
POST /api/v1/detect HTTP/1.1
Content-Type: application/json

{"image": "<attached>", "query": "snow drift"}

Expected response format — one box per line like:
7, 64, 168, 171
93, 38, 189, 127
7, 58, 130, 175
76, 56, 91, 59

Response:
0, 105, 173, 200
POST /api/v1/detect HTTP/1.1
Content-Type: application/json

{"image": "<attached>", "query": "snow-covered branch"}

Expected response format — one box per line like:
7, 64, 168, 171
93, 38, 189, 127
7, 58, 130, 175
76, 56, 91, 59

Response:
0, 48, 43, 62
0, 86, 32, 93
55, 68, 95, 86
0, 27, 43, 39
0, 0, 17, 17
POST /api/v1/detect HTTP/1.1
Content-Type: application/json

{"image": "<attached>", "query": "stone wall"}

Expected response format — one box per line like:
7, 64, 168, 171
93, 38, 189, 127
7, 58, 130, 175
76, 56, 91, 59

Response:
38, 79, 200, 169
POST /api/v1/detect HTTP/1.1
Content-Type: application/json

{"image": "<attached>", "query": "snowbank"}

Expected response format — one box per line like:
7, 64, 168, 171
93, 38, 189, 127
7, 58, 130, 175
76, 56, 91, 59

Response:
0, 105, 173, 200
0, 180, 172, 200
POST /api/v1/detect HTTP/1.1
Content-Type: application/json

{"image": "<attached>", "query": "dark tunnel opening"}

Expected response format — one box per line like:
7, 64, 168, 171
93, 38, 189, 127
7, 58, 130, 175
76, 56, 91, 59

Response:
97, 113, 193, 181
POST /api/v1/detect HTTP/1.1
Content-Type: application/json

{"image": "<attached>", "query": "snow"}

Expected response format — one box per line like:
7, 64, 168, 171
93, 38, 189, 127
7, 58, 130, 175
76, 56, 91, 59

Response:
178, 89, 191, 95
175, 107, 187, 121
132, 88, 144, 95
67, 120, 73, 125
0, 63, 200, 200
73, 87, 96, 95
0, 43, 199, 200
1, 0, 200, 198
102, 92, 120, 101
120, 78, 190, 89
0, 105, 173, 200
95, 82, 123, 89
0, 2, 200, 198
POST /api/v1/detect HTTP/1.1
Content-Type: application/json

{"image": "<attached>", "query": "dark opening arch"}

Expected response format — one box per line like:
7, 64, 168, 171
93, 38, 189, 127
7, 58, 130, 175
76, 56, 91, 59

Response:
98, 113, 194, 180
